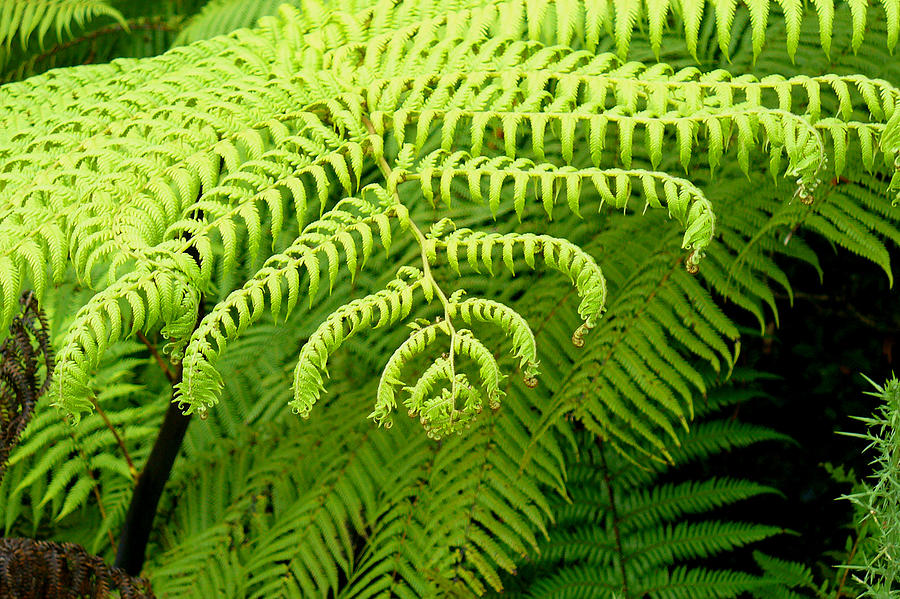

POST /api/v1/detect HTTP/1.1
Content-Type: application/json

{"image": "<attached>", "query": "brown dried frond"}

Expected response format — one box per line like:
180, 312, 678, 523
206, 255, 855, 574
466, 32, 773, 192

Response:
0, 290, 54, 480
0, 537, 154, 599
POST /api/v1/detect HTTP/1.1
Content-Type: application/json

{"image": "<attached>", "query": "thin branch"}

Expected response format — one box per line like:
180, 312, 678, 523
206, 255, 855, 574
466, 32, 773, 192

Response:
834, 529, 863, 598
90, 396, 137, 480
136, 331, 175, 384
75, 445, 116, 549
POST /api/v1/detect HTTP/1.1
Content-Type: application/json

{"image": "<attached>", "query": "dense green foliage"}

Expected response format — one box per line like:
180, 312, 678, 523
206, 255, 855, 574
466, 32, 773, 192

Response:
0, 0, 898, 597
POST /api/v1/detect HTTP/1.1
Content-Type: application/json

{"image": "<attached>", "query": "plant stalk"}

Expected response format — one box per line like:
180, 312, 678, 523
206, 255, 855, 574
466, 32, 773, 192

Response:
114, 304, 203, 576
113, 370, 191, 575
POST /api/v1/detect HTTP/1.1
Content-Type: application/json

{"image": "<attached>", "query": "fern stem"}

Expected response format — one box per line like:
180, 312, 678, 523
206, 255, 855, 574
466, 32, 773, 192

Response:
362, 116, 461, 402
598, 439, 631, 598
114, 304, 204, 576
136, 331, 175, 384
75, 444, 116, 549
406, 219, 459, 392
113, 378, 192, 575
7, 16, 182, 83
90, 396, 137, 480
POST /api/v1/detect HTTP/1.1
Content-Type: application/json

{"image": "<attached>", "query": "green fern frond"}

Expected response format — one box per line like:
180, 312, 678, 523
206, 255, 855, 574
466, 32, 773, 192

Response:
1, 339, 162, 554
533, 220, 738, 461
1, 14, 183, 83
412, 151, 716, 259
0, 0, 126, 56
53, 256, 200, 419
0, 0, 898, 596
441, 229, 607, 326
450, 296, 540, 382
177, 192, 403, 416
173, 0, 302, 46
292, 268, 423, 419
315, 0, 898, 61
749, 552, 818, 599
498, 381, 796, 599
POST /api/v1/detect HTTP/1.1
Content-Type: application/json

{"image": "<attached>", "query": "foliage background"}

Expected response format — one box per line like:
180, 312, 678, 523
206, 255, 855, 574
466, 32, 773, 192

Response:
0, 0, 898, 598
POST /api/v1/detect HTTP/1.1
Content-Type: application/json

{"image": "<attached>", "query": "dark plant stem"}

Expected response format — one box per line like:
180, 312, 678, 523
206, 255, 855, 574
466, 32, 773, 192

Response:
114, 304, 203, 576
136, 331, 175, 384
90, 396, 138, 479
598, 440, 630, 599
113, 373, 191, 575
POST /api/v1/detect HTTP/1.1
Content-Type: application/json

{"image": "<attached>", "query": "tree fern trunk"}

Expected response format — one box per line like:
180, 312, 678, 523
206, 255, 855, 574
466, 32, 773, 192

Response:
113, 379, 191, 575
115, 303, 204, 576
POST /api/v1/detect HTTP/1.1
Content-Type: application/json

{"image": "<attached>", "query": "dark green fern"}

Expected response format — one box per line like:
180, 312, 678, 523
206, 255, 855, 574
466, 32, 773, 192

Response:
495, 379, 802, 599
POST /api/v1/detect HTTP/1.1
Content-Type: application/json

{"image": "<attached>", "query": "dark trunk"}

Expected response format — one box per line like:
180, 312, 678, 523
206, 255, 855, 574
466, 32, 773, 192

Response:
114, 300, 204, 576
113, 384, 191, 575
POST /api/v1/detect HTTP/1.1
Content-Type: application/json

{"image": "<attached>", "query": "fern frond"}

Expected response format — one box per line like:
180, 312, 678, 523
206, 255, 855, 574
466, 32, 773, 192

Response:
500, 380, 795, 599
173, 0, 302, 46
52, 256, 200, 420
317, 0, 898, 62
177, 193, 403, 416
529, 219, 738, 461
412, 151, 716, 261
152, 370, 559, 597
442, 229, 607, 327
291, 268, 424, 419
0, 0, 126, 58
450, 296, 540, 382
2, 339, 162, 554
0, 537, 153, 598
0, 0, 892, 474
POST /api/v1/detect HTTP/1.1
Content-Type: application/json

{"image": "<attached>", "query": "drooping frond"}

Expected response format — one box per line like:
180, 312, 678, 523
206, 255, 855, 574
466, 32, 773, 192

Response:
413, 152, 716, 265
176, 190, 402, 416
527, 216, 738, 462
53, 255, 201, 420
311, 0, 899, 61
293, 268, 424, 417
